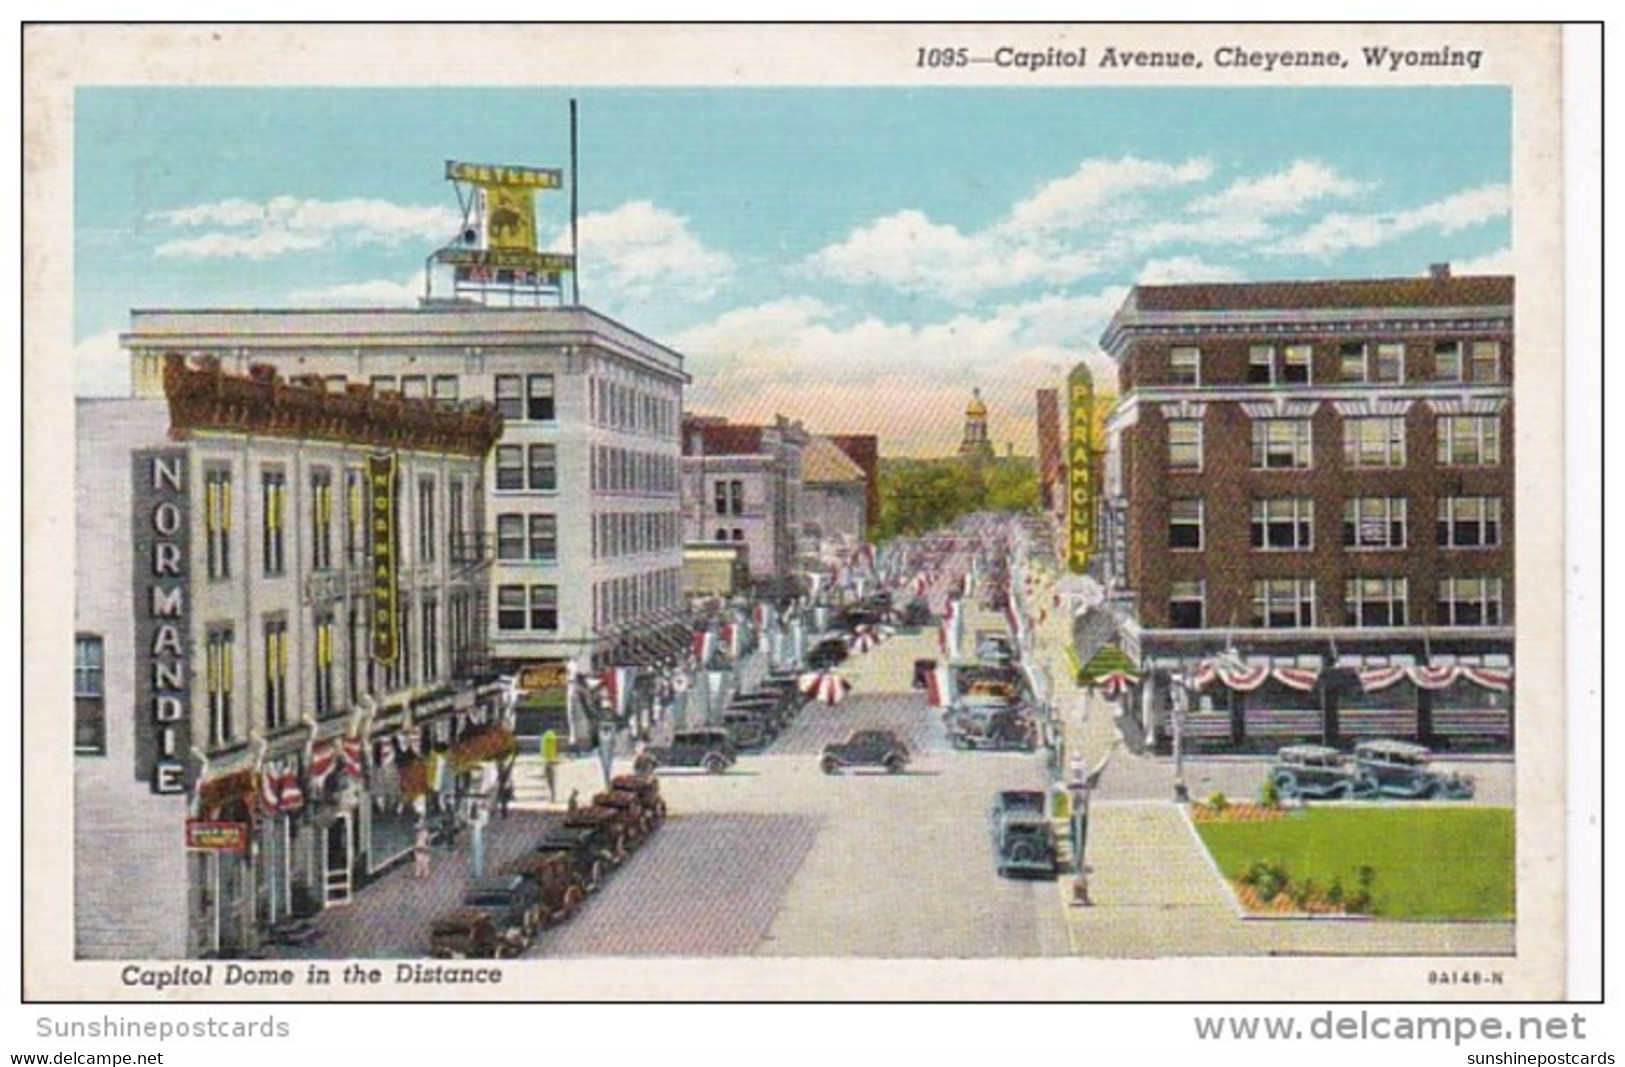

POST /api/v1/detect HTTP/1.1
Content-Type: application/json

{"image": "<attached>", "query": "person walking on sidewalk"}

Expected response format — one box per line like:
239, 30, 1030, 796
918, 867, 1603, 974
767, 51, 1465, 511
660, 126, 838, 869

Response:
541, 729, 560, 803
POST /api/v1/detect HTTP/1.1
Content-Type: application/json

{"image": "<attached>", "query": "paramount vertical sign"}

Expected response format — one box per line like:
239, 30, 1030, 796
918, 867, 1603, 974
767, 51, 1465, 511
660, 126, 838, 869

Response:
369, 453, 400, 664
1067, 364, 1098, 575
132, 450, 191, 794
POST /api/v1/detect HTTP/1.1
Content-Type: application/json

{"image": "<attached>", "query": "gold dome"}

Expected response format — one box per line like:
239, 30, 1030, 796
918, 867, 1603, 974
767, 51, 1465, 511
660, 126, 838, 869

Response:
966, 388, 988, 418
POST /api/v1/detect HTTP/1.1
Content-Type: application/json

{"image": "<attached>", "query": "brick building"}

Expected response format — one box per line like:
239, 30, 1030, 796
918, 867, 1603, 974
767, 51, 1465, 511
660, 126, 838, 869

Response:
1099, 269, 1514, 752
681, 415, 808, 596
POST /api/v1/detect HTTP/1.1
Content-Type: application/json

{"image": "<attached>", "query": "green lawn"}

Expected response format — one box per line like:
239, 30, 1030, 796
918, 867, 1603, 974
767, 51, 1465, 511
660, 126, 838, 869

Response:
1196, 807, 1514, 920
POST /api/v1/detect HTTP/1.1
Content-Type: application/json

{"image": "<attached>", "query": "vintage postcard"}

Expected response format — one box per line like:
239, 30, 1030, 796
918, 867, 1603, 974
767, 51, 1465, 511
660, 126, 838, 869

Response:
23, 23, 1577, 1002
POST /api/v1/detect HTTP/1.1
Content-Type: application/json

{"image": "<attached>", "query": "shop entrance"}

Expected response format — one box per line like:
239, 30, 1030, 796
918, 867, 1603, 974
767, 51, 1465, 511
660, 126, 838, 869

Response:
324, 815, 353, 906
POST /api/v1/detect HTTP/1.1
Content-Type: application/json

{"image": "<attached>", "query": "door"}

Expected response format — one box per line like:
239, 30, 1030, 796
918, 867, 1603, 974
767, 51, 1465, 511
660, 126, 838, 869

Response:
324, 815, 353, 906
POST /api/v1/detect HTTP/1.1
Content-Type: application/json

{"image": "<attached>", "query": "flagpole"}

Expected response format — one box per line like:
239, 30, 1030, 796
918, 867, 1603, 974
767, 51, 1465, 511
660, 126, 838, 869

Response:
570, 98, 581, 306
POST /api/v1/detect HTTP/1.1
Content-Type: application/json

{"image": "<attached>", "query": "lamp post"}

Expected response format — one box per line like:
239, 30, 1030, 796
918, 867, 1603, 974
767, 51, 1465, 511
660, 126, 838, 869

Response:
1068, 740, 1120, 906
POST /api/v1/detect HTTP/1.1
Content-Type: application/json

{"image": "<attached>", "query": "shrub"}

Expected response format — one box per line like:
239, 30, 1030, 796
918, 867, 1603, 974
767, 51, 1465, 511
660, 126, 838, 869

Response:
1206, 791, 1230, 813
1260, 777, 1281, 809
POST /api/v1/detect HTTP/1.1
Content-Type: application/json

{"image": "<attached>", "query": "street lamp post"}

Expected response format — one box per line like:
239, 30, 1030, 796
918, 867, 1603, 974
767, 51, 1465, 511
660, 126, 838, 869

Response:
1068, 740, 1120, 906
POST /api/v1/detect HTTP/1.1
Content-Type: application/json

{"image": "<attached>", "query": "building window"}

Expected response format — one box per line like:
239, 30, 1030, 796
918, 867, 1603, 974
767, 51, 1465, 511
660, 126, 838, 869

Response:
345, 467, 367, 565
348, 598, 369, 708
417, 478, 437, 564
1345, 577, 1409, 628
421, 597, 440, 683
497, 514, 526, 560
731, 528, 746, 542
529, 585, 559, 631
324, 374, 347, 393
1344, 497, 1408, 550
494, 374, 523, 420
1342, 416, 1407, 468
1251, 579, 1316, 629
399, 595, 414, 689
311, 468, 334, 571
1169, 346, 1201, 386
1168, 581, 1205, 630
433, 375, 459, 405
262, 618, 288, 732
205, 467, 232, 580
314, 612, 335, 718
1437, 577, 1505, 626
1374, 343, 1405, 383
1168, 498, 1203, 550
1433, 341, 1463, 381
1470, 341, 1503, 383
1168, 420, 1203, 471
1248, 345, 1274, 384
529, 514, 558, 561
495, 445, 525, 491
1339, 343, 1368, 382
370, 375, 399, 395
1437, 496, 1503, 548
262, 469, 286, 577
206, 627, 236, 748
401, 375, 428, 400
1283, 344, 1312, 384
1250, 497, 1314, 551
1436, 415, 1502, 467
74, 634, 105, 755
715, 529, 729, 542
527, 374, 556, 421
1251, 419, 1312, 469
528, 444, 557, 491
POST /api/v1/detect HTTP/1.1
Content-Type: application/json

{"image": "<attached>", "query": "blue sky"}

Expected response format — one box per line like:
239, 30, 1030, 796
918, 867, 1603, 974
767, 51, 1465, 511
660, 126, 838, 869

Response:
75, 87, 1511, 455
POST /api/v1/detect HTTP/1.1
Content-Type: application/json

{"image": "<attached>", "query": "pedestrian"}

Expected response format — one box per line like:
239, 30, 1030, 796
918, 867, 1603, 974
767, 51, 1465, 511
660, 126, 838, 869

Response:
497, 776, 513, 819
566, 788, 580, 815
469, 801, 488, 879
541, 729, 560, 803
413, 821, 432, 879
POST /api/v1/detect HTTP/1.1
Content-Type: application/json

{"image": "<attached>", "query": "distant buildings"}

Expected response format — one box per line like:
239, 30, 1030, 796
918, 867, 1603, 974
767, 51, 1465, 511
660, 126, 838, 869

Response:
1099, 269, 1515, 752
802, 435, 870, 548
76, 359, 503, 958
957, 388, 996, 463
681, 415, 808, 596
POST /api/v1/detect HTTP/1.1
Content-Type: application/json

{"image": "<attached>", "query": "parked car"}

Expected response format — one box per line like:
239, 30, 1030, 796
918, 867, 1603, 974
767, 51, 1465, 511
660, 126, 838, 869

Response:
1267, 744, 1376, 800
428, 908, 523, 959
807, 636, 850, 670
634, 728, 737, 776
610, 773, 668, 826
974, 631, 1018, 665
899, 598, 935, 629
720, 709, 774, 751
563, 805, 633, 862
989, 790, 1058, 878
821, 729, 911, 775
591, 788, 655, 846
500, 852, 588, 929
458, 873, 545, 944
1353, 740, 1476, 799
532, 824, 612, 891
949, 705, 1038, 751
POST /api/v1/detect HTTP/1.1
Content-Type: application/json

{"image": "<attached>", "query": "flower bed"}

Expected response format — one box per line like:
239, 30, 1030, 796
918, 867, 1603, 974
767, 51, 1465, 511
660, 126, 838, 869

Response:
1188, 801, 1288, 824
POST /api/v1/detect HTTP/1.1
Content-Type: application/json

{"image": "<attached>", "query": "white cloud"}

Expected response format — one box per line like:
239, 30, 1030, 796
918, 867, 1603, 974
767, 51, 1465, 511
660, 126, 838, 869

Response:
1189, 160, 1366, 219
1135, 257, 1245, 285
1273, 183, 1511, 257
151, 196, 459, 260
1005, 156, 1213, 234
288, 269, 428, 306
566, 200, 735, 303
673, 291, 1125, 455
75, 330, 130, 398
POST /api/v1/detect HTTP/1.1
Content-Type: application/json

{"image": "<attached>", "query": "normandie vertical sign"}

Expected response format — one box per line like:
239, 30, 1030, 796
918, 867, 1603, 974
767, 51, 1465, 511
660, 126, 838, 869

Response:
1067, 363, 1098, 575
132, 449, 190, 794
369, 453, 400, 663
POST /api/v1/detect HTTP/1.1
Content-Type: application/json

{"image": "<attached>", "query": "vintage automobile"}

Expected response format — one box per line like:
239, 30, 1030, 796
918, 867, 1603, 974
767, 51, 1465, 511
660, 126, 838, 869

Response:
806, 636, 850, 670
500, 852, 588, 929
820, 729, 911, 775
532, 824, 612, 891
563, 804, 634, 862
1267, 744, 1377, 800
989, 791, 1058, 878
953, 663, 1024, 693
610, 773, 668, 827
719, 709, 775, 751
428, 908, 525, 959
590, 788, 654, 846
1353, 740, 1477, 799
898, 598, 935, 630
633, 728, 737, 776
974, 630, 1018, 665
949, 704, 1039, 751
458, 873, 545, 944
